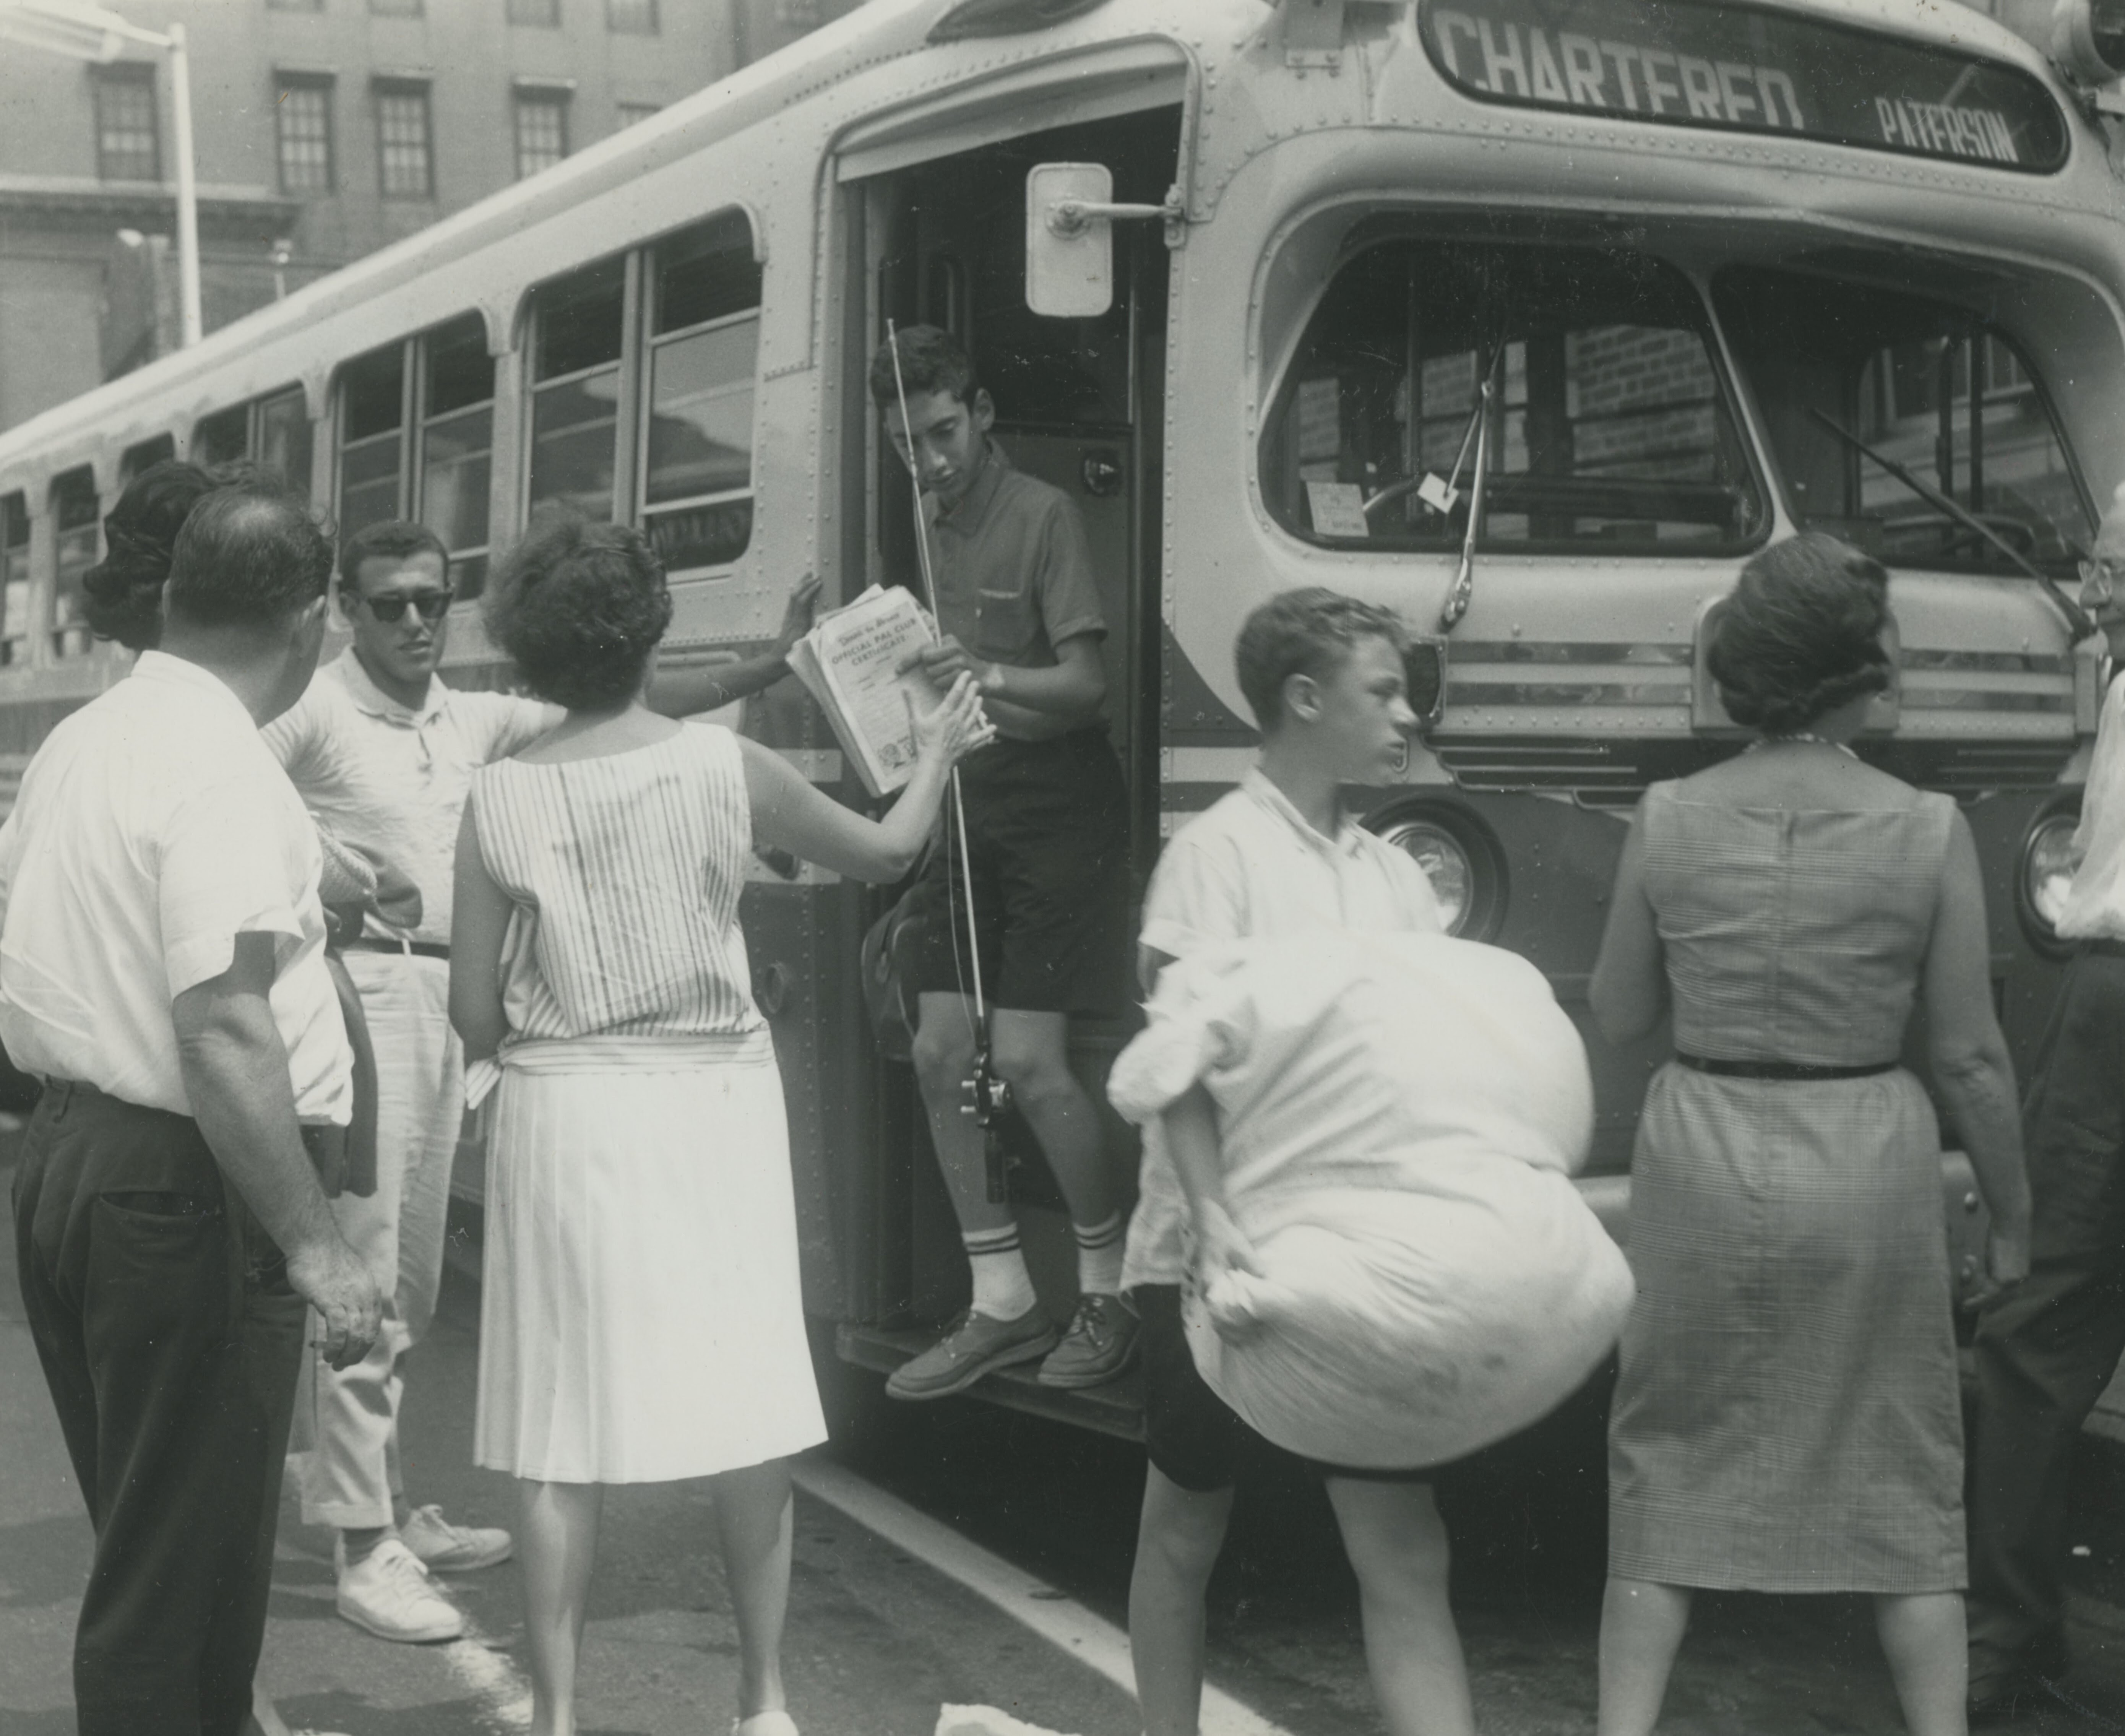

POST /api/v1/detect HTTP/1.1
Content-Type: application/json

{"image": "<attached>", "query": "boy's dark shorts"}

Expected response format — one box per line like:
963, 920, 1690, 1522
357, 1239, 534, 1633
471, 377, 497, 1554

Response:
904, 728, 1132, 1017
1134, 1284, 1435, 1493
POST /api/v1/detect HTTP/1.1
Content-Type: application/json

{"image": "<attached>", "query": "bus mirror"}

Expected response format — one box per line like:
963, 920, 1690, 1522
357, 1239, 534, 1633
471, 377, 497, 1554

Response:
1025, 163, 1114, 318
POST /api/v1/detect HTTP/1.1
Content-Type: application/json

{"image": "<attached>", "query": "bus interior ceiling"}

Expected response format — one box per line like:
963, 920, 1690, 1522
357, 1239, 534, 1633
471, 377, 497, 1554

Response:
850, 107, 1177, 1342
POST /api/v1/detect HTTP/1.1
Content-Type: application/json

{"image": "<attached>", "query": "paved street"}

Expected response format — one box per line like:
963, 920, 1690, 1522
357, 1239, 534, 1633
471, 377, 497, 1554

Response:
8, 1130, 2125, 1735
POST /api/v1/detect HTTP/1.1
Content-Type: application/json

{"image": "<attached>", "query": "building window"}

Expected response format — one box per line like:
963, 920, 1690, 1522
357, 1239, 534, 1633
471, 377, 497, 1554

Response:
337, 315, 496, 597
276, 79, 334, 195
514, 93, 569, 180
192, 387, 314, 499
615, 101, 659, 130
606, 0, 657, 32
92, 67, 159, 182
375, 84, 433, 200
0, 494, 28, 667
508, 0, 561, 22
51, 469, 99, 659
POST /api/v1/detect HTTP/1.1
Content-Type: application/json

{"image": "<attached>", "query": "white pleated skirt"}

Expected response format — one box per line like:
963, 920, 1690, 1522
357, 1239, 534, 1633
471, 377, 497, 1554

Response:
473, 1033, 828, 1484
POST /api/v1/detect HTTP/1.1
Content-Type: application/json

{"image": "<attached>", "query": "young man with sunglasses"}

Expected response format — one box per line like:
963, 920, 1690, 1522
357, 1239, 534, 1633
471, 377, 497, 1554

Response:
264, 520, 817, 1642
1967, 488, 2125, 1721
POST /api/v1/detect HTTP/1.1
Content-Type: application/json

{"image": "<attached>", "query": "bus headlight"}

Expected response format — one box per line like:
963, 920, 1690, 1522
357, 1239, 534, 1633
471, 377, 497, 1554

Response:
2052, 0, 2125, 84
1369, 804, 1506, 941
2018, 805, 2081, 958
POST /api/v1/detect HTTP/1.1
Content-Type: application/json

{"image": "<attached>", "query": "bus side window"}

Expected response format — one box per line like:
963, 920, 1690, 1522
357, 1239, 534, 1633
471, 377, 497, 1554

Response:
192, 404, 250, 471
119, 435, 175, 488
0, 493, 28, 667
523, 209, 762, 575
193, 389, 313, 504
49, 468, 98, 661
640, 211, 760, 576
337, 316, 494, 596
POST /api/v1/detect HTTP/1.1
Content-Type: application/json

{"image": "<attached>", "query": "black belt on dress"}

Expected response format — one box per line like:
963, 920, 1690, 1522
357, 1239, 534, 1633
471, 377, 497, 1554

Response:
1675, 1052, 1898, 1082
340, 937, 450, 961
2080, 937, 2125, 961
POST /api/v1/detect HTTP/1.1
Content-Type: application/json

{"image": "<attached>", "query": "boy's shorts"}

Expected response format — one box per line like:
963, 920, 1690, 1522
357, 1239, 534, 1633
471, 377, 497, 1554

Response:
904, 728, 1132, 1017
1133, 1284, 1435, 1493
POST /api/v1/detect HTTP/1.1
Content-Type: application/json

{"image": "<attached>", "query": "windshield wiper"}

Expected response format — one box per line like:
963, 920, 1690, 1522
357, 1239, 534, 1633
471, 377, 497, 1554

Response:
1807, 406, 2094, 642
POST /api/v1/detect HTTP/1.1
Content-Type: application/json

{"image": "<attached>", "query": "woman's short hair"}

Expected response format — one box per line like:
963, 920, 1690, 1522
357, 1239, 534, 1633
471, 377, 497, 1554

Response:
1234, 587, 1407, 731
1708, 532, 1891, 735
82, 460, 218, 650
484, 514, 672, 710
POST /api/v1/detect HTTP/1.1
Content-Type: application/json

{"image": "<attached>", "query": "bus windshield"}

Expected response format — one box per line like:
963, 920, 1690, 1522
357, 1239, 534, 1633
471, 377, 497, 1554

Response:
1262, 239, 1768, 556
1713, 265, 2093, 576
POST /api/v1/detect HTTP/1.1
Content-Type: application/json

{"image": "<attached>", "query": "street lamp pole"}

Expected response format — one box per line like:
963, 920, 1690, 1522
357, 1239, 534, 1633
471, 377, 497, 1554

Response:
164, 21, 200, 346
0, 2, 203, 348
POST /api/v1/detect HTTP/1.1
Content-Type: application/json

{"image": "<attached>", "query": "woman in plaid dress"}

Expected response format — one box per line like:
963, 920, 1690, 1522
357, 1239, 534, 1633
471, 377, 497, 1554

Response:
1589, 534, 2030, 1735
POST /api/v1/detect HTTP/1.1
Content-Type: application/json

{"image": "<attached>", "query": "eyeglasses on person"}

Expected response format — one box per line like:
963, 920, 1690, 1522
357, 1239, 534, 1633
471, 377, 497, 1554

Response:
351, 589, 454, 624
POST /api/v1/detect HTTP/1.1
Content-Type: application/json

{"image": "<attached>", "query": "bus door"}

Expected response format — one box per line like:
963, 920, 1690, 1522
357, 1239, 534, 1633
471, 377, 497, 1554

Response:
832, 102, 1179, 1424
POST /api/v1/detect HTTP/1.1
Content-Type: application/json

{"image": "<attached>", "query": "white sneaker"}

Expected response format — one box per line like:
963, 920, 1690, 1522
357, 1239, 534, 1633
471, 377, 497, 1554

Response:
336, 1538, 464, 1643
400, 1503, 513, 1572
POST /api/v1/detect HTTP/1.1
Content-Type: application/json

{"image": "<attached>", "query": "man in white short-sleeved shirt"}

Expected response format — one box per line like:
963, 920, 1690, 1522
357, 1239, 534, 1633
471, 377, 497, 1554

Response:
1119, 589, 1476, 1736
263, 519, 815, 1641
2, 487, 381, 1736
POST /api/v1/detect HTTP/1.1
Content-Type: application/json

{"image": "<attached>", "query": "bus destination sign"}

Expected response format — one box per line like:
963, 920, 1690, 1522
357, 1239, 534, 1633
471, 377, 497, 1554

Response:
1421, 0, 2069, 173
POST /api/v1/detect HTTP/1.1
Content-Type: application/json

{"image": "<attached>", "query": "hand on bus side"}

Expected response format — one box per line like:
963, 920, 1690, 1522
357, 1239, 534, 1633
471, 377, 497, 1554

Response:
908, 671, 994, 767
773, 573, 823, 660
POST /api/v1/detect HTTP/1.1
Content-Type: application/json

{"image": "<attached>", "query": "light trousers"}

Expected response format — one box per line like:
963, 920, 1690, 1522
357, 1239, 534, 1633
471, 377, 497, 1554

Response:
296, 950, 463, 1530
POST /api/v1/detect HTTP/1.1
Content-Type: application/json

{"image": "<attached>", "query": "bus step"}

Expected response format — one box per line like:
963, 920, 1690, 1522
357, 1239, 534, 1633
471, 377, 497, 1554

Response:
836, 1322, 1145, 1443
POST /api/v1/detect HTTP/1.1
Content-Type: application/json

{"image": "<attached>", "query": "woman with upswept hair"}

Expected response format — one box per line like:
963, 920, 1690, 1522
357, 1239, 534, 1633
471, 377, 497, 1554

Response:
1589, 532, 2031, 1734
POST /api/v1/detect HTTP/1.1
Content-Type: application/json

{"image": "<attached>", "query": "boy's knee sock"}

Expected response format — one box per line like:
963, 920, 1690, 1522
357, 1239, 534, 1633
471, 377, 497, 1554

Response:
963, 1224, 1037, 1319
1074, 1210, 1126, 1298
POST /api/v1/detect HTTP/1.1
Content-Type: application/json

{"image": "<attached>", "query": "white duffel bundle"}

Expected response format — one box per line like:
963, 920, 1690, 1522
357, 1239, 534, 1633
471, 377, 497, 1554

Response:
1108, 929, 1634, 1470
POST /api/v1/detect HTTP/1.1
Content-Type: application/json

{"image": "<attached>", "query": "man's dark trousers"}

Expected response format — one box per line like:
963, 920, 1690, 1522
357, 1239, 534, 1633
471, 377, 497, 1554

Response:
1970, 946, 2125, 1676
12, 1080, 307, 1736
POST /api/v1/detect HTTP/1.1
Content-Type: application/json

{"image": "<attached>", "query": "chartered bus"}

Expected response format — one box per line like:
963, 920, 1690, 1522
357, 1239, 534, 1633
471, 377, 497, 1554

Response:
2, 0, 2121, 1438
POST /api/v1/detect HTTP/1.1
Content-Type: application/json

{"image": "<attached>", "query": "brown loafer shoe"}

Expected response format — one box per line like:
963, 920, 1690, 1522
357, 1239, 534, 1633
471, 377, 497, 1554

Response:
885, 1306, 1058, 1401
1037, 1293, 1139, 1389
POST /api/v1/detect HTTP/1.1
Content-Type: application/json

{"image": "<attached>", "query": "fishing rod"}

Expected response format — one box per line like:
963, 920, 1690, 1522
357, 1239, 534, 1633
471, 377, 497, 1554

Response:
885, 320, 1016, 1202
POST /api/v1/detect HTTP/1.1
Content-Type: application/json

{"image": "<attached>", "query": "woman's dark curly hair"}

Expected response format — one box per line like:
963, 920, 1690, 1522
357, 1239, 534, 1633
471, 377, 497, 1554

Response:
484, 513, 673, 710
1708, 532, 1891, 736
82, 460, 217, 650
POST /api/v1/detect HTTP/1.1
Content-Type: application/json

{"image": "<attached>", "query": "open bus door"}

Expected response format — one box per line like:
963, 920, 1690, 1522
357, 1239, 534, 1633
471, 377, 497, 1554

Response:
829, 103, 1180, 1436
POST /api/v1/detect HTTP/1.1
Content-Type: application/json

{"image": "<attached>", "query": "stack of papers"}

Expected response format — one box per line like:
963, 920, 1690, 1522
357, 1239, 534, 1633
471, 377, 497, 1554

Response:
787, 585, 943, 797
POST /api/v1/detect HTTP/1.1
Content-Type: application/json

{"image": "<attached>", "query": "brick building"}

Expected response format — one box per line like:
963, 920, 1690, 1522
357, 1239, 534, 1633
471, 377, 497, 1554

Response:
0, 0, 859, 434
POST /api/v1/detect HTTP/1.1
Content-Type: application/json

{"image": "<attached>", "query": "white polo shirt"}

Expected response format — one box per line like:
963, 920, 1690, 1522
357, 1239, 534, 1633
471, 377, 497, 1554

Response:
0, 651, 352, 1123
1119, 767, 1443, 1291
262, 648, 560, 948
2057, 671, 2125, 945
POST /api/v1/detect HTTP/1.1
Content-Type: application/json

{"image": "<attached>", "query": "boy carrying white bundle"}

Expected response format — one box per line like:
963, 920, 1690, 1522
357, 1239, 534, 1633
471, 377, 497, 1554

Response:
1116, 588, 1471, 1736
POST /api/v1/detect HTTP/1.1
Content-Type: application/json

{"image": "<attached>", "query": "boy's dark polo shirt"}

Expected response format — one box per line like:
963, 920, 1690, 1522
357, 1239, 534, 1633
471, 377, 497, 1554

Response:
923, 441, 1106, 743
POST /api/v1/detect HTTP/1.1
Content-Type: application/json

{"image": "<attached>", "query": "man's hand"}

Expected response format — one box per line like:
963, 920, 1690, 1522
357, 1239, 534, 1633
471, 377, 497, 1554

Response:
773, 574, 823, 661
286, 1235, 383, 1370
1965, 1221, 2032, 1310
900, 634, 1000, 696
367, 858, 423, 932
1192, 1198, 1268, 1345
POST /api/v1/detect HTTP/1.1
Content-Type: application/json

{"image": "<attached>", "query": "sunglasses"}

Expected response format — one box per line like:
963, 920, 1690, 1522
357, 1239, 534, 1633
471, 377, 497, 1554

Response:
353, 589, 453, 624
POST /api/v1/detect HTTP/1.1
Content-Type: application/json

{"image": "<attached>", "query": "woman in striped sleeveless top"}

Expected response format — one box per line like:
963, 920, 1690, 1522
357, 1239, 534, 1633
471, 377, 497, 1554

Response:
448, 518, 990, 1736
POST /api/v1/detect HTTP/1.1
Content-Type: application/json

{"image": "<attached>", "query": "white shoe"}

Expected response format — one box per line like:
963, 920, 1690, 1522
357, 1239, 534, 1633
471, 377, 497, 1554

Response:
336, 1538, 465, 1643
400, 1503, 513, 1571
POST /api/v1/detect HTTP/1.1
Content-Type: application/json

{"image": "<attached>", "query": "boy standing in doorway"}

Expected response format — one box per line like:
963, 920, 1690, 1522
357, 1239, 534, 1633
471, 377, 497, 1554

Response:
873, 325, 1139, 1397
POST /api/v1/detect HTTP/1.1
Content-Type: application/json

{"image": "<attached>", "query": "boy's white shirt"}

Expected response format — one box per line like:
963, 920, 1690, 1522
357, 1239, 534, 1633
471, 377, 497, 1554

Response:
1119, 765, 1443, 1291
